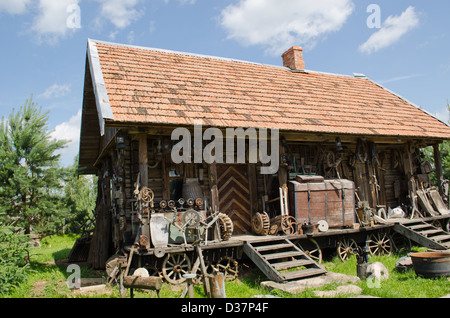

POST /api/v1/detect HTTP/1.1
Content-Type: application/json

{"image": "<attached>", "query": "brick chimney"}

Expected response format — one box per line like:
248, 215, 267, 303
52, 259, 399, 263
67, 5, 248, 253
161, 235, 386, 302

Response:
282, 46, 305, 71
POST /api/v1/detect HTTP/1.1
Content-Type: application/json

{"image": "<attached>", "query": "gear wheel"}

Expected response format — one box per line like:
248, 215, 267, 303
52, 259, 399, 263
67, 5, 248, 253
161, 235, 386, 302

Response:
252, 212, 270, 235
217, 213, 233, 241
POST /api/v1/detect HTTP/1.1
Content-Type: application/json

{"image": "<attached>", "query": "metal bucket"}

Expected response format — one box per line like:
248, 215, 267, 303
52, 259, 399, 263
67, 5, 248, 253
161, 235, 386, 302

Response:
410, 252, 450, 278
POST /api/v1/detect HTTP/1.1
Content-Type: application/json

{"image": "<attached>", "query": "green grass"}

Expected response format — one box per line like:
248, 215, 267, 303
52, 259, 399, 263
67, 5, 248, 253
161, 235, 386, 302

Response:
321, 249, 450, 298
4, 235, 450, 298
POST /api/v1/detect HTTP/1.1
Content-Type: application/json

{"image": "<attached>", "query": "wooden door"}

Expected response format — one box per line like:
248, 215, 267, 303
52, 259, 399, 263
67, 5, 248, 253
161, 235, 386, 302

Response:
216, 164, 252, 234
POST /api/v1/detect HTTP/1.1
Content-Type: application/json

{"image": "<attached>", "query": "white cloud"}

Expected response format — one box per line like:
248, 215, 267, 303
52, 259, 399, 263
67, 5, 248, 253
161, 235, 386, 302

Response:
38, 84, 71, 99
32, 0, 81, 44
220, 0, 354, 56
96, 0, 143, 29
50, 109, 81, 166
359, 6, 419, 54
0, 0, 31, 14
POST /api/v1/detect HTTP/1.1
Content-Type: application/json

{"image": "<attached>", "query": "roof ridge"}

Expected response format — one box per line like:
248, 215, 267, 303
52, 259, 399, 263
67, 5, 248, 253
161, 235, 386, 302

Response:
88, 38, 360, 79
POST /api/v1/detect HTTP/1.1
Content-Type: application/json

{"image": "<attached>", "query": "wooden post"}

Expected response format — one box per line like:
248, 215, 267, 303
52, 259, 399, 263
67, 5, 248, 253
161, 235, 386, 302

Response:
209, 162, 219, 212
139, 134, 148, 187
433, 143, 444, 196
248, 163, 258, 214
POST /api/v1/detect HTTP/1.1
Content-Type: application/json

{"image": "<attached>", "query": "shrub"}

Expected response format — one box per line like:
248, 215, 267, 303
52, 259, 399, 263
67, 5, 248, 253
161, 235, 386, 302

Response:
0, 223, 32, 295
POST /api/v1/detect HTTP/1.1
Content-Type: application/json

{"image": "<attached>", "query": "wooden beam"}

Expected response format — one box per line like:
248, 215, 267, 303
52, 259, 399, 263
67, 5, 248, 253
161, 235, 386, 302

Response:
139, 134, 148, 187
433, 143, 444, 196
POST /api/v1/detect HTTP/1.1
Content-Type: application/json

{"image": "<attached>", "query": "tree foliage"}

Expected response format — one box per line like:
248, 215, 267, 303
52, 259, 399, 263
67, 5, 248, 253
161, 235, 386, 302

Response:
0, 96, 68, 235
63, 155, 97, 233
0, 220, 31, 295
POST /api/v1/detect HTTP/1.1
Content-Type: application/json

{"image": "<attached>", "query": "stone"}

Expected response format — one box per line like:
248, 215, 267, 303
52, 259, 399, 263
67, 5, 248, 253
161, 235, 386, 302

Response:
314, 284, 362, 298
261, 272, 360, 295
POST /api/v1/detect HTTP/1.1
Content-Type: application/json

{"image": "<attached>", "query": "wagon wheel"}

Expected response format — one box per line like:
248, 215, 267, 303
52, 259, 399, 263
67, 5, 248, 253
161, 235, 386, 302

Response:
281, 216, 298, 235
214, 256, 239, 281
193, 260, 213, 284
297, 238, 322, 264
162, 253, 192, 285
252, 212, 270, 236
367, 231, 393, 256
337, 238, 358, 262
218, 213, 233, 241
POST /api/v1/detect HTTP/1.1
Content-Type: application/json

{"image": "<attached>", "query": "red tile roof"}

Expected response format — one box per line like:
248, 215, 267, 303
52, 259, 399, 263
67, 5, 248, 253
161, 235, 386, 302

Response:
89, 39, 450, 139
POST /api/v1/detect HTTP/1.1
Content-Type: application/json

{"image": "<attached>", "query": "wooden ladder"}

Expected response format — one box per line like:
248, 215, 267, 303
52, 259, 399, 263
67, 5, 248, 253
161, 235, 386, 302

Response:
394, 220, 450, 250
243, 238, 326, 283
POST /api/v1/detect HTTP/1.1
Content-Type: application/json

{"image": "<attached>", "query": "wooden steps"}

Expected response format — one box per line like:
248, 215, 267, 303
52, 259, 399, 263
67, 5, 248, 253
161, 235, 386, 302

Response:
394, 220, 450, 250
243, 238, 326, 282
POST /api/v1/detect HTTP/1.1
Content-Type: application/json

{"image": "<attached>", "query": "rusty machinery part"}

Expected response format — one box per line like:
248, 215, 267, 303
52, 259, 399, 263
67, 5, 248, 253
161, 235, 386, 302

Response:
140, 187, 154, 203
281, 215, 299, 235
195, 197, 204, 207
154, 247, 166, 258
367, 231, 393, 256
186, 198, 195, 207
252, 212, 270, 236
168, 200, 176, 209
296, 238, 322, 264
182, 209, 205, 229
178, 198, 185, 206
139, 235, 150, 249
268, 223, 279, 235
159, 200, 167, 209
218, 213, 233, 241
162, 253, 192, 285
214, 256, 239, 281
337, 238, 358, 262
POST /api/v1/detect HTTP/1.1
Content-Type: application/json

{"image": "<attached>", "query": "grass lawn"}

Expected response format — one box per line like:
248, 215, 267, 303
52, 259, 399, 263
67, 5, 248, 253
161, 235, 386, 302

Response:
4, 235, 450, 298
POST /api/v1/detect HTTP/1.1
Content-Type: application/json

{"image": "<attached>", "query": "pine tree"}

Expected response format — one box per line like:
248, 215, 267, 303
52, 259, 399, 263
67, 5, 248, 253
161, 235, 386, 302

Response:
0, 96, 68, 235
63, 155, 97, 233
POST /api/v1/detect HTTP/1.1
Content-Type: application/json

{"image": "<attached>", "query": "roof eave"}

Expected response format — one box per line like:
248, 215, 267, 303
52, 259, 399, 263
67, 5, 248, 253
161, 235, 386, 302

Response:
87, 38, 113, 136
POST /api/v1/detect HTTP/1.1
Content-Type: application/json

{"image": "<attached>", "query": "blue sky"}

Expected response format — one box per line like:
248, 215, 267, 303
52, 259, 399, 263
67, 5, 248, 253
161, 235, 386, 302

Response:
0, 0, 449, 166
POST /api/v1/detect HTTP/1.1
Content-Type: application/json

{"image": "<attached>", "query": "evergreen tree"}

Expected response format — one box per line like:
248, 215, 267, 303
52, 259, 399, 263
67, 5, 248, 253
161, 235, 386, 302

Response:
64, 155, 97, 233
0, 96, 68, 235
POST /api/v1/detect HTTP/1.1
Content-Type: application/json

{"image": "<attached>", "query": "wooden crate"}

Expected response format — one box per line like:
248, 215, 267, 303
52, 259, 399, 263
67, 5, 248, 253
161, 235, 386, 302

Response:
288, 179, 356, 228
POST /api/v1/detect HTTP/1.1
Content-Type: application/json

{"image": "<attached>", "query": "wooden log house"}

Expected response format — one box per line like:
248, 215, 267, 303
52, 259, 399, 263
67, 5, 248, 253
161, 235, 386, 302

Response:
76, 39, 450, 272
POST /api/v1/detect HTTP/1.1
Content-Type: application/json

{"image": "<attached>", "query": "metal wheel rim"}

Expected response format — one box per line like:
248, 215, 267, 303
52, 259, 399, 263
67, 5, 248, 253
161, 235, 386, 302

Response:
367, 232, 393, 256
162, 253, 191, 284
337, 238, 358, 262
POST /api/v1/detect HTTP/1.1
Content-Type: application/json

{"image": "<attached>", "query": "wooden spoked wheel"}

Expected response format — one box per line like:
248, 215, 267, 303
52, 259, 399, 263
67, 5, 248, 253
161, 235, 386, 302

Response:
162, 253, 191, 285
297, 238, 323, 264
367, 231, 393, 256
337, 238, 358, 262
